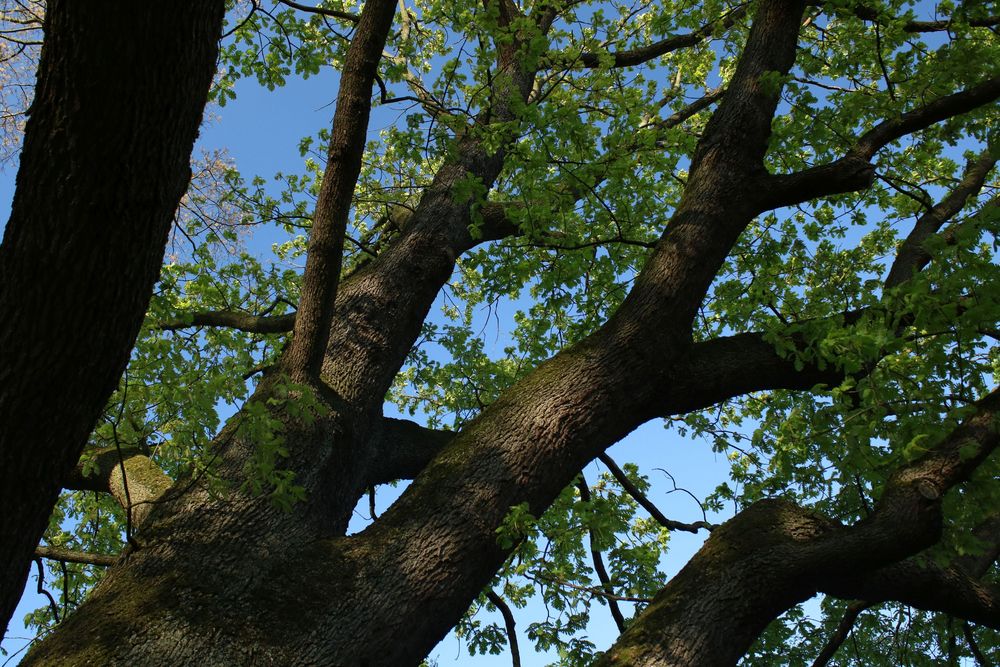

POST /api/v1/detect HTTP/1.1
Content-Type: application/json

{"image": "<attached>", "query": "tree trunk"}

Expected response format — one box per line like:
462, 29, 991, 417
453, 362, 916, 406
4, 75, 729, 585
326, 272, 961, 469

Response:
0, 0, 224, 634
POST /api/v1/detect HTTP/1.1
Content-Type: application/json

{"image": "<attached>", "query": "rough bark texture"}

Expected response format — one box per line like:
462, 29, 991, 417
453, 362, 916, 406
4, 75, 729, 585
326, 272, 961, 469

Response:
64, 446, 173, 529
0, 1, 224, 635
12, 0, 1000, 664
285, 0, 398, 378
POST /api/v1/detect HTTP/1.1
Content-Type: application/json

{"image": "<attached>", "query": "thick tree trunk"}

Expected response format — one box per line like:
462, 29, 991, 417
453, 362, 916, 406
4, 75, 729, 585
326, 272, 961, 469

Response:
0, 1, 224, 634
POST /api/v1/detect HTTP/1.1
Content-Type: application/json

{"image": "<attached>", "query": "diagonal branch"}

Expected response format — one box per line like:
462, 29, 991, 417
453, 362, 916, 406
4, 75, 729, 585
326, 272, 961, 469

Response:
276, 0, 360, 23
811, 601, 871, 667
964, 622, 993, 667
340, 6, 822, 661
564, 5, 748, 69
597, 454, 713, 533
158, 310, 295, 333
284, 0, 397, 379
853, 79, 1000, 161
885, 146, 998, 288
597, 387, 1000, 665
759, 74, 1000, 211
64, 446, 173, 529
34, 546, 117, 568
578, 474, 627, 633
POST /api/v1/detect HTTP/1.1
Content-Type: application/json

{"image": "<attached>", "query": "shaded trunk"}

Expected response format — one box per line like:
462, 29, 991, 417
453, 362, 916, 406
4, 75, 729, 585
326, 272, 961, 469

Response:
0, 0, 224, 633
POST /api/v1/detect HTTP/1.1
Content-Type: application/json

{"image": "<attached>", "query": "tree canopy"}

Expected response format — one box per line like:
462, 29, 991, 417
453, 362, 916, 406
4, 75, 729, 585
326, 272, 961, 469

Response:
1, 0, 1000, 664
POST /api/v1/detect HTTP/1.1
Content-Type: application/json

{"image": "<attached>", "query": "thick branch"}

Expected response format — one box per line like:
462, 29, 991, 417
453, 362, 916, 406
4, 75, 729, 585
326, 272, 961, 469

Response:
366, 417, 455, 485
330, 6, 821, 664
597, 388, 1000, 665
158, 310, 295, 333
855, 80, 1000, 161
885, 146, 998, 288
811, 601, 870, 667
65, 447, 173, 529
34, 546, 117, 568
568, 5, 748, 69
285, 0, 397, 378
821, 559, 1000, 630
760, 75, 1000, 210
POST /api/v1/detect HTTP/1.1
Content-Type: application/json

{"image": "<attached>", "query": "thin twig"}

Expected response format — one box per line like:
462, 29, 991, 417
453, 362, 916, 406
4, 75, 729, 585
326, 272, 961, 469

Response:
598, 454, 714, 533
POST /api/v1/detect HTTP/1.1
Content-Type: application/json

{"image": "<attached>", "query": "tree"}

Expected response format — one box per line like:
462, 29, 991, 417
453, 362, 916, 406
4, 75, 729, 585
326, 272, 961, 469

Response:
4, 0, 1000, 664
0, 0, 224, 638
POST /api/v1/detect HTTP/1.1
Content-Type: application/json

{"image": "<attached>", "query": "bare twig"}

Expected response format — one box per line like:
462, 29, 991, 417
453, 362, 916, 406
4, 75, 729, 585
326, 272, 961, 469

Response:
598, 454, 715, 533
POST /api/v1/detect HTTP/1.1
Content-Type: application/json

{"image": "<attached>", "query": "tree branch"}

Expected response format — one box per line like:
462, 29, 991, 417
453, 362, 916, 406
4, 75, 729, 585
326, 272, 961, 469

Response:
578, 474, 627, 633
597, 387, 1000, 665
885, 146, 998, 288
276, 0, 360, 23
854, 77, 1000, 161
597, 454, 713, 533
904, 15, 1000, 32
657, 327, 846, 415
565, 5, 748, 69
759, 74, 1000, 210
851, 6, 1000, 33
158, 310, 295, 333
648, 87, 725, 133
811, 601, 870, 667
821, 558, 1000, 630
64, 447, 173, 529
964, 622, 993, 667
485, 589, 522, 667
34, 546, 117, 568
954, 514, 1000, 579
478, 87, 727, 249
285, 0, 397, 378
366, 417, 455, 485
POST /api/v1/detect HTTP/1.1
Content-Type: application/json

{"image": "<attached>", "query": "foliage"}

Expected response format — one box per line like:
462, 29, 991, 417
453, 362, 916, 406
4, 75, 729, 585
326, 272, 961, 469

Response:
4, 0, 1000, 664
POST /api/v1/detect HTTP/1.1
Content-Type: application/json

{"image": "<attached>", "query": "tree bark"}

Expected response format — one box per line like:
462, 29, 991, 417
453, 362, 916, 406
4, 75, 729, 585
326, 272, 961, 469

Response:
13, 0, 1000, 664
0, 0, 224, 634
